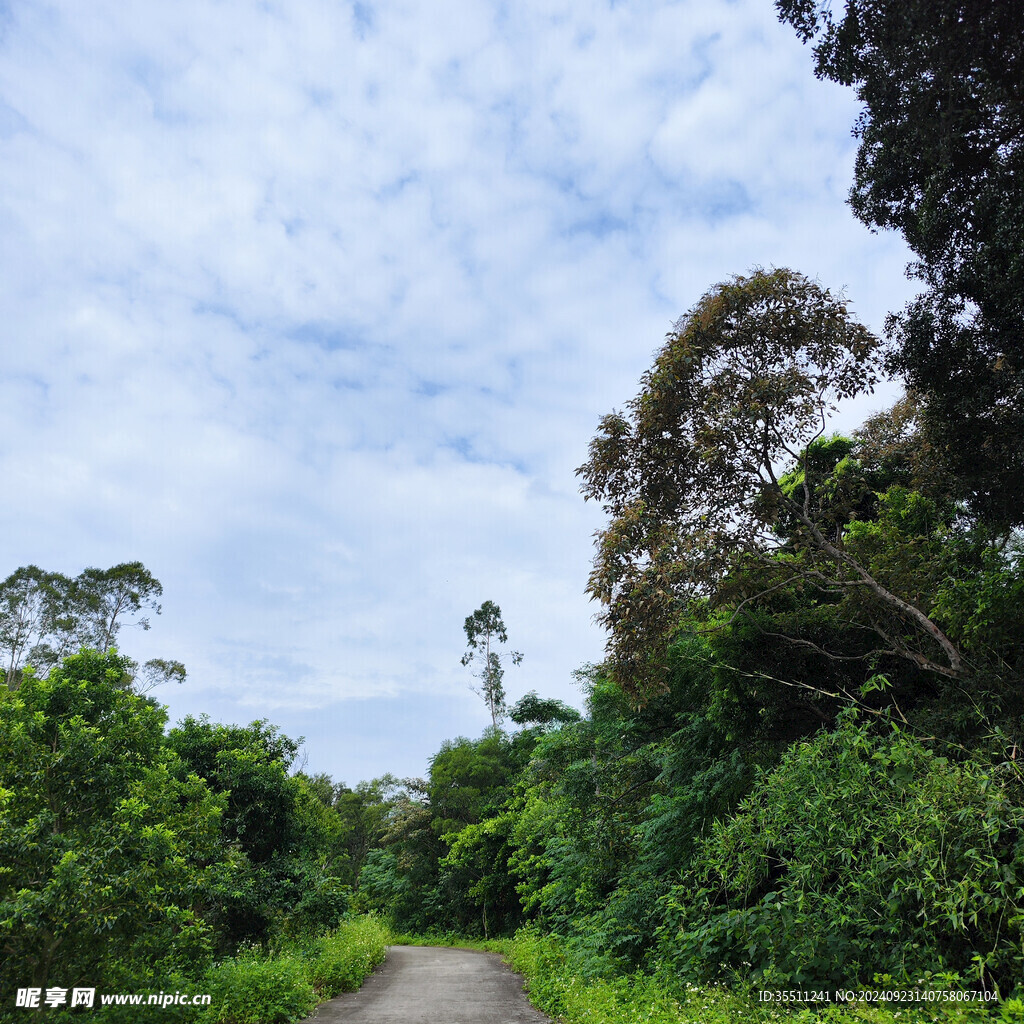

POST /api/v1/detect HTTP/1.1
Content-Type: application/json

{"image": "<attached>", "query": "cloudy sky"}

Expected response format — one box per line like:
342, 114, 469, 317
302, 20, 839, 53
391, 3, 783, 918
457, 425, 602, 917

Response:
0, 0, 917, 785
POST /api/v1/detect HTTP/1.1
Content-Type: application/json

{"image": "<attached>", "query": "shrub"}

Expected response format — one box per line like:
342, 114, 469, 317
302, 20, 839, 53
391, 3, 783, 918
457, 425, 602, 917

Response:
660, 712, 1024, 995
200, 950, 315, 1024
507, 928, 998, 1024
307, 916, 389, 997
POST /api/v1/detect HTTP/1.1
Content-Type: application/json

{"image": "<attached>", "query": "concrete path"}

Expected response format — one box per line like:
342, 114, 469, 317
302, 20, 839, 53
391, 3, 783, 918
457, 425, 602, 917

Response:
308, 945, 553, 1024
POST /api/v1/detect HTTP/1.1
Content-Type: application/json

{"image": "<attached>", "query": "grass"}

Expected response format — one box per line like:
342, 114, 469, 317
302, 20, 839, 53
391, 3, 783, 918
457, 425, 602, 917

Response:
387, 929, 509, 954
504, 930, 1016, 1024
198, 915, 390, 1024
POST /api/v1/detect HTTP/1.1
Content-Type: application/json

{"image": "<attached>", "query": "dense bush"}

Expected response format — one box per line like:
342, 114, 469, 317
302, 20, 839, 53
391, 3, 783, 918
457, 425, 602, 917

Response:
200, 917, 389, 1024
660, 713, 1024, 995
200, 951, 316, 1024
305, 916, 389, 997
506, 928, 1000, 1024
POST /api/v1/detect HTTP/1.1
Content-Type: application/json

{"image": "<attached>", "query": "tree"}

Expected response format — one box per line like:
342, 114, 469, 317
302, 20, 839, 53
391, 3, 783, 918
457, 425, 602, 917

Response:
776, 0, 1024, 530
0, 566, 62, 689
461, 601, 523, 729
166, 716, 301, 865
334, 775, 404, 887
0, 651, 222, 997
76, 561, 163, 653
354, 779, 441, 932
577, 268, 969, 698
509, 692, 581, 731
0, 562, 180, 692
166, 715, 356, 945
852, 391, 956, 508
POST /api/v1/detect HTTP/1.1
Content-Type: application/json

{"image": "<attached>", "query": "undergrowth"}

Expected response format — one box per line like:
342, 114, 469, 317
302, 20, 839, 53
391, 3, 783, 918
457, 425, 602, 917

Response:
388, 929, 508, 954
199, 915, 389, 1024
506, 929, 1017, 1024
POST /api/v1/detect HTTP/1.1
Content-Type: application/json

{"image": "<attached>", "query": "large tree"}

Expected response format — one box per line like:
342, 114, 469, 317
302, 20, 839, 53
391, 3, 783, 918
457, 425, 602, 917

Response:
776, 0, 1024, 530
461, 601, 523, 730
578, 268, 969, 698
0, 651, 222, 998
0, 561, 180, 692
166, 716, 351, 946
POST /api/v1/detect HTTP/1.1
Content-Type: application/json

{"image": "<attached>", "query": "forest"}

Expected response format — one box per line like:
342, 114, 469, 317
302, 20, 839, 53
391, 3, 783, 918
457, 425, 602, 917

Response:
1, 0, 1022, 1021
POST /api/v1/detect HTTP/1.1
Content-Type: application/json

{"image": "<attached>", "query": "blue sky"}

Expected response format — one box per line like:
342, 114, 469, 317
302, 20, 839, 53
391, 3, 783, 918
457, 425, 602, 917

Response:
0, 0, 917, 785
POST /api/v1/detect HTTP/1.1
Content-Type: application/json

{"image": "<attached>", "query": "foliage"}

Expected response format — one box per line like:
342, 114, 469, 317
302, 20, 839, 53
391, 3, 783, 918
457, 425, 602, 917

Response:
0, 651, 223, 1004
200, 950, 316, 1024
853, 394, 957, 510
387, 930, 507, 952
661, 713, 1024, 995
461, 600, 523, 729
775, 0, 1024, 531
198, 916, 387, 1024
332, 776, 395, 883
509, 691, 581, 730
302, 915, 389, 997
504, 654, 762, 972
507, 928, 997, 1024
429, 733, 514, 832
575, 268, 973, 697
353, 776, 442, 932
440, 810, 520, 939
840, 487, 1024, 737
354, 734, 527, 935
0, 563, 171, 690
165, 716, 352, 948
579, 268, 1024, 736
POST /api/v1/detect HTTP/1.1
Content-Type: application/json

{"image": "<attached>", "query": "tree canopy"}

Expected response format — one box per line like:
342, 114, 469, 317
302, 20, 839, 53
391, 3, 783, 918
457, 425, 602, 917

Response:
461, 601, 523, 729
0, 651, 221, 996
776, 0, 1024, 530
579, 269, 958, 693
0, 561, 177, 692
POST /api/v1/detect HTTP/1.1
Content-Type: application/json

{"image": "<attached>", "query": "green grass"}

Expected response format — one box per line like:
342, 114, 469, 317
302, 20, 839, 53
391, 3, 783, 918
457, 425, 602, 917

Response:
505, 930, 1016, 1024
387, 929, 509, 954
199, 916, 389, 1024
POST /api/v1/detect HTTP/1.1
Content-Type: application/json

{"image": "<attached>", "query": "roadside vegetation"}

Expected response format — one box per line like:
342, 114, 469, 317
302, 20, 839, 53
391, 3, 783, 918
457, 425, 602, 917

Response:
200, 916, 388, 1024
345, 0, 1024, 1011
507, 930, 1015, 1024
386, 931, 507, 953
0, 645, 390, 1022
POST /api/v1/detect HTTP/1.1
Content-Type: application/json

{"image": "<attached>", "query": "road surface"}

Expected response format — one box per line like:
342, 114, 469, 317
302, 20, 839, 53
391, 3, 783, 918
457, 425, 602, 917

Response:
308, 945, 553, 1024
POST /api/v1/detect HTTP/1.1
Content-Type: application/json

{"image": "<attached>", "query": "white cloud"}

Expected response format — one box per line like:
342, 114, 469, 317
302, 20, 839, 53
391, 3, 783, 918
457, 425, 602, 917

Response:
0, 0, 918, 782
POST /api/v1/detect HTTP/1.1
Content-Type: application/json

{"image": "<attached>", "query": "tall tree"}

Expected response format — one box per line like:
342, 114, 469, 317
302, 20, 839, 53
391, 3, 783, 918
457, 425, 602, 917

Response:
0, 651, 222, 997
577, 268, 969, 698
0, 562, 177, 691
461, 601, 523, 730
0, 566, 64, 688
77, 561, 163, 652
776, 0, 1024, 530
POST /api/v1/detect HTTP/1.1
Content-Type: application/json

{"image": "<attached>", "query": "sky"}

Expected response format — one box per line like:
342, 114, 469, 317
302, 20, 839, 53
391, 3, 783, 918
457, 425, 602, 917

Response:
0, 0, 919, 786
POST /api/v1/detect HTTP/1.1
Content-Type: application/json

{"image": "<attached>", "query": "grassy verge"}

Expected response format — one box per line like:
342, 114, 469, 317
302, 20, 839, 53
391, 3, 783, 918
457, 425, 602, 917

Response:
506, 930, 1016, 1024
199, 915, 390, 1024
387, 929, 508, 954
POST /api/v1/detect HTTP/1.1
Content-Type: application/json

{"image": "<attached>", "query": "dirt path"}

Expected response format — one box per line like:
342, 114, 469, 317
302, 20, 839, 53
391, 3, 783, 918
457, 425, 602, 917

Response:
307, 945, 553, 1024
